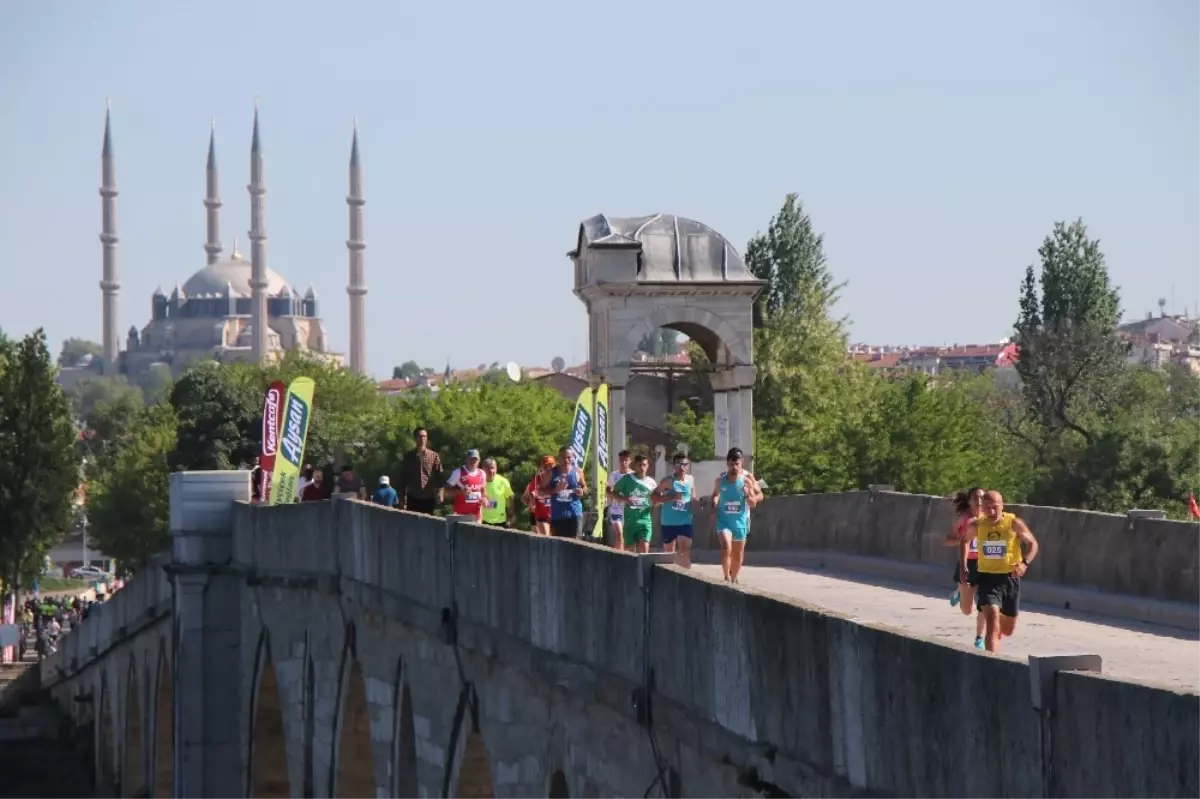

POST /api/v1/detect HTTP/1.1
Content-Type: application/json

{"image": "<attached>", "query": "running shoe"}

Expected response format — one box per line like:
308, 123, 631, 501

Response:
949, 589, 960, 607
974, 636, 984, 650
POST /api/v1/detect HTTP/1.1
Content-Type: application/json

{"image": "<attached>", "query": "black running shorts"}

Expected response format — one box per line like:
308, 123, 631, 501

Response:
975, 572, 1020, 617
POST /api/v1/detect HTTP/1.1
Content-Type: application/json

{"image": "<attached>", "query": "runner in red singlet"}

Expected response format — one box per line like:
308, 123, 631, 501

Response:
523, 455, 555, 535
944, 486, 986, 649
445, 449, 487, 521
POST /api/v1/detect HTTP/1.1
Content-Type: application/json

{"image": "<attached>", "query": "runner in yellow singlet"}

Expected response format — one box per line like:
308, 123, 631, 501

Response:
962, 490, 1039, 653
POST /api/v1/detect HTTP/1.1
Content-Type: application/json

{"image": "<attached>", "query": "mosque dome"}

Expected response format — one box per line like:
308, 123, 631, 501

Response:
181, 245, 291, 297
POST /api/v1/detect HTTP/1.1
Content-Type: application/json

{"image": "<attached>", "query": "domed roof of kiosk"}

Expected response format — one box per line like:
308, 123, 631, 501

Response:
572, 213, 758, 282
181, 246, 290, 298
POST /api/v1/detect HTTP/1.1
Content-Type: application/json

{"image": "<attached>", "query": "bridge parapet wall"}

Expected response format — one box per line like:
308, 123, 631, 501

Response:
230, 498, 1197, 798
41, 550, 171, 689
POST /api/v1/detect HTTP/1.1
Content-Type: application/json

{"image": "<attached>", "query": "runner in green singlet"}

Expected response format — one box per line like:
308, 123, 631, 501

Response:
610, 453, 661, 553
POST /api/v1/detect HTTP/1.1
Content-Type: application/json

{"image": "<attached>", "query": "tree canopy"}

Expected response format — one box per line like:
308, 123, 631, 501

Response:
0, 330, 80, 592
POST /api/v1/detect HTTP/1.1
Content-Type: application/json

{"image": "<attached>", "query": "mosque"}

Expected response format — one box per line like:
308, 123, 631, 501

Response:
91, 105, 368, 382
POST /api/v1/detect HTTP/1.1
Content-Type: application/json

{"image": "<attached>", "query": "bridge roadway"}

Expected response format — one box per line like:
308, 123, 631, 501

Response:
688, 552, 1200, 692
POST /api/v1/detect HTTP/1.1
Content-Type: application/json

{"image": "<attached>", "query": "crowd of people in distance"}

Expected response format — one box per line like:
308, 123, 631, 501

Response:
250, 426, 1042, 651
16, 594, 104, 661
944, 487, 1039, 652
266, 428, 765, 583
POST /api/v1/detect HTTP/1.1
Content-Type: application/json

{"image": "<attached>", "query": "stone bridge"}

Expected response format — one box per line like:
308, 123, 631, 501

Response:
38, 473, 1199, 797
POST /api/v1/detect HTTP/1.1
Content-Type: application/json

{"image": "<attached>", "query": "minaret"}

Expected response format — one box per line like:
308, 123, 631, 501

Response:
346, 121, 367, 375
204, 121, 222, 265
247, 105, 269, 362
99, 102, 121, 370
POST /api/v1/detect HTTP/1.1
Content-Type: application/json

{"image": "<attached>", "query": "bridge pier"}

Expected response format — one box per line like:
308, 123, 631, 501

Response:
168, 471, 251, 797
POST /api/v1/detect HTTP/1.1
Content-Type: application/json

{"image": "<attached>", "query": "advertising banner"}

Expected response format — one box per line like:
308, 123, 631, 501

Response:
269, 377, 316, 505
568, 386, 594, 466
591, 383, 609, 538
259, 380, 286, 503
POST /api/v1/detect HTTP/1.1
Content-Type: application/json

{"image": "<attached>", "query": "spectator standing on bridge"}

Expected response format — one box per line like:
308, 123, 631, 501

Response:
480, 458, 516, 528
711, 447, 762, 584
372, 476, 399, 507
523, 456, 555, 534
946, 487, 987, 649
541, 446, 588, 538
656, 452, 695, 568
611, 453, 660, 553
335, 464, 367, 500
399, 428, 444, 514
445, 449, 488, 521
301, 469, 329, 502
963, 490, 1039, 653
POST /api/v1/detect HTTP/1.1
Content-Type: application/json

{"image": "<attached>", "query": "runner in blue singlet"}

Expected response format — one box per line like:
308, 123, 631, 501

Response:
710, 447, 762, 584
656, 452, 696, 568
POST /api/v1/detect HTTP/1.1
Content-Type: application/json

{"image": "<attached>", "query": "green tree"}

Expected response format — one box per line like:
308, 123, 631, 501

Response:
360, 381, 573, 504
745, 194, 842, 330
393, 360, 424, 380
636, 328, 680, 357
663, 404, 715, 460
67, 374, 144, 422
0, 330, 80, 594
1013, 219, 1128, 456
168, 362, 260, 471
85, 403, 176, 573
79, 389, 146, 476
58, 337, 103, 367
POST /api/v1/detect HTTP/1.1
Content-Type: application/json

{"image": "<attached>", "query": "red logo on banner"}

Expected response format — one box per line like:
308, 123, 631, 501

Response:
259, 381, 286, 502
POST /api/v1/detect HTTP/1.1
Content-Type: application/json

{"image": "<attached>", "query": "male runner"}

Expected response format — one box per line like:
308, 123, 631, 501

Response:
711, 447, 762, 583
656, 452, 695, 568
963, 490, 1039, 653
481, 458, 515, 528
540, 446, 588, 538
445, 449, 488, 522
610, 453, 660, 553
604, 450, 633, 549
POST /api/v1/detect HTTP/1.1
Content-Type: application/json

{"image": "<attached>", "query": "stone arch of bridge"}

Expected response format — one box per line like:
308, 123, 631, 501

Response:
124, 655, 145, 796
443, 683, 496, 799
98, 674, 116, 792
392, 656, 419, 798
548, 768, 570, 798
153, 639, 173, 798
247, 629, 291, 798
332, 621, 376, 799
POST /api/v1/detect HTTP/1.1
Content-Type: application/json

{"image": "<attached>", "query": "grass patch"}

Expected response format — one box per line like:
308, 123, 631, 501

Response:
37, 577, 92, 593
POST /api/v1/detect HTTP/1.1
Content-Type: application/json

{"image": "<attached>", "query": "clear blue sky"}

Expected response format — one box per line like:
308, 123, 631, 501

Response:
1, 0, 1196, 378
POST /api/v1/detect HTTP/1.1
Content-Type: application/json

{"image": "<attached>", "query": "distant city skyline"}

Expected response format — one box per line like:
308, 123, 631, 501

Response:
1, 0, 1196, 378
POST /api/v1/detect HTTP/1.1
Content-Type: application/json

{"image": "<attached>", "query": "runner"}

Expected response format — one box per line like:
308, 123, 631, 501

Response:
604, 450, 633, 549
540, 446, 588, 538
656, 452, 695, 568
710, 447, 762, 583
944, 486, 986, 649
610, 453, 660, 553
481, 457, 515, 528
444, 449, 488, 522
963, 490, 1039, 653
523, 455, 555, 534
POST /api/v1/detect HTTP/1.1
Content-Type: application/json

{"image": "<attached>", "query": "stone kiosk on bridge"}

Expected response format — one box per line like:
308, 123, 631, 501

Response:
570, 213, 763, 475
37, 473, 1198, 798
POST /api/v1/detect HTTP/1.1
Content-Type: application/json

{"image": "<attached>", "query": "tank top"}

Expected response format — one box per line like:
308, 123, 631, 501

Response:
548, 466, 583, 519
451, 467, 487, 517
660, 474, 694, 526
528, 476, 551, 521
975, 512, 1022, 574
957, 512, 979, 560
715, 473, 750, 533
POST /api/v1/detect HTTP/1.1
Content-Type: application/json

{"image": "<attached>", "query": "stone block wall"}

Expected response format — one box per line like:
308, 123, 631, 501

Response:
683, 491, 1199, 604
